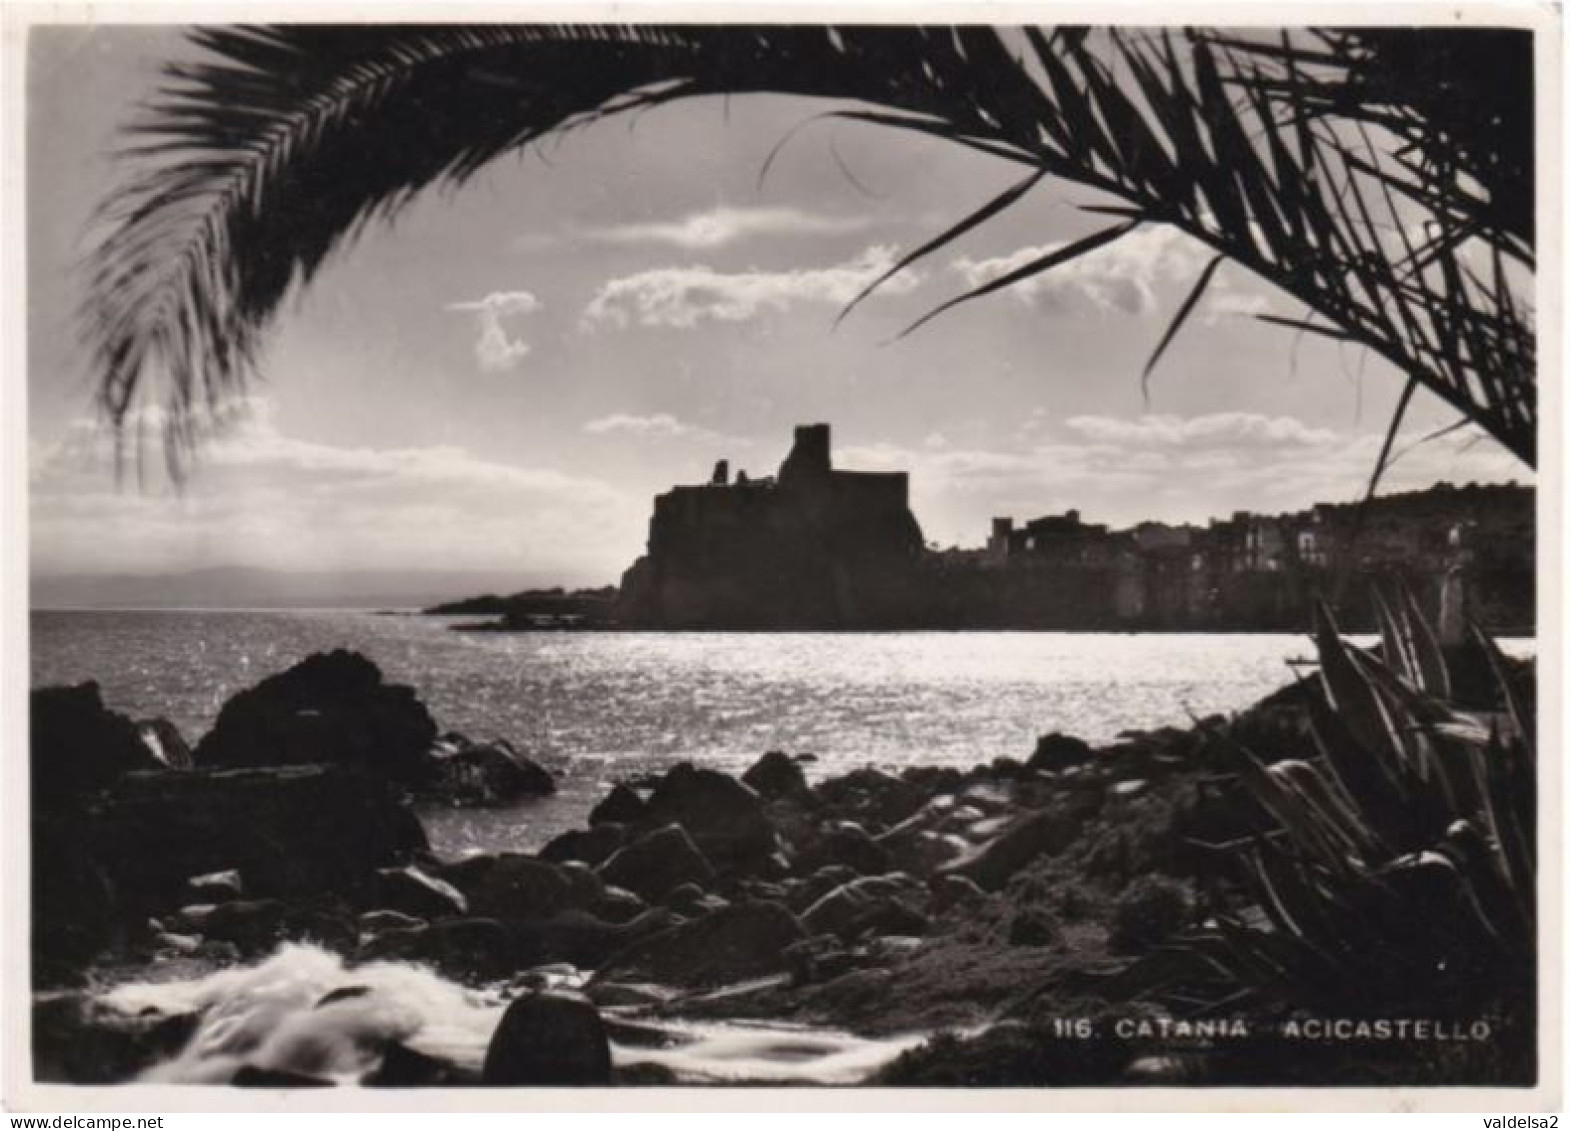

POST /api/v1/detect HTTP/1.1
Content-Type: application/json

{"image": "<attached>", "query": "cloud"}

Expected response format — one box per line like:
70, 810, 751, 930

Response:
951, 226, 1273, 320
29, 399, 641, 581
579, 206, 872, 250
1063, 413, 1340, 449
446, 290, 542, 371
584, 413, 692, 438
580, 245, 921, 330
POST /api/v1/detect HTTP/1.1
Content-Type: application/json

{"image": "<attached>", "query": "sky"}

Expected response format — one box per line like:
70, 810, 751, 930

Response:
26, 25, 1532, 591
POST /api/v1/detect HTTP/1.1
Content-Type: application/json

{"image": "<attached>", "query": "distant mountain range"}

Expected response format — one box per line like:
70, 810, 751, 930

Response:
30, 566, 580, 610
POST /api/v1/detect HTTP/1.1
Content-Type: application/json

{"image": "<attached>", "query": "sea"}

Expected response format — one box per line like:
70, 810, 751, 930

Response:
33, 607, 1535, 857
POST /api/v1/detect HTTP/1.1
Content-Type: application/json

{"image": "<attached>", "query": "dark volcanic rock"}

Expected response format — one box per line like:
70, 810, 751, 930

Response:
193, 650, 437, 781
799, 821, 893, 877
364, 1042, 477, 1087
593, 885, 648, 924
33, 994, 198, 1084
180, 899, 289, 954
1027, 733, 1095, 773
441, 854, 576, 922
643, 763, 777, 871
315, 985, 372, 1008
510, 909, 678, 970
81, 765, 427, 905
185, 869, 243, 904
354, 917, 517, 983
31, 682, 161, 806
424, 735, 555, 806
482, 993, 612, 1085
930, 873, 987, 914
358, 909, 427, 934
787, 864, 859, 913
801, 873, 929, 939
135, 718, 192, 769
596, 824, 714, 903
371, 866, 468, 921
178, 898, 356, 956
814, 768, 926, 829
940, 808, 1079, 892
595, 901, 806, 988
539, 824, 627, 868
589, 784, 646, 826
1007, 907, 1059, 947
32, 817, 121, 985
741, 750, 809, 800
232, 1066, 335, 1087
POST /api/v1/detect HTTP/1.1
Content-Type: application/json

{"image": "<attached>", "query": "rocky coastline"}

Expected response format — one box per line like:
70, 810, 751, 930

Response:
31, 641, 1533, 1087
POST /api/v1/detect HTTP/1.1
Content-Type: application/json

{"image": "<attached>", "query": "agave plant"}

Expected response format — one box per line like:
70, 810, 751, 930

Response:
84, 25, 1535, 475
1177, 593, 1534, 1021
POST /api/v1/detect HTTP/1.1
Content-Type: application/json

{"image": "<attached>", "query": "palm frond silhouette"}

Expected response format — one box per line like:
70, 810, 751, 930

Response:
84, 26, 1535, 474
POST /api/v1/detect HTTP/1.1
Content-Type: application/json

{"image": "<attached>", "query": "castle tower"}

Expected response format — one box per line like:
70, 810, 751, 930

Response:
778, 423, 832, 492
988, 518, 1015, 559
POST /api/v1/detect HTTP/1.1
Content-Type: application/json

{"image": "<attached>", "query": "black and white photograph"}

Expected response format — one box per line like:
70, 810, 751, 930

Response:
4, 5, 1558, 1107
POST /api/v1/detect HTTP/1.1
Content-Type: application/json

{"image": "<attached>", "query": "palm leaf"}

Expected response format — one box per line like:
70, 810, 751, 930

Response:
82, 24, 1537, 472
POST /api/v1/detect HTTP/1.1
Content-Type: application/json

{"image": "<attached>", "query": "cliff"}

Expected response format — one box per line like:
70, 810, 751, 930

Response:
614, 425, 926, 628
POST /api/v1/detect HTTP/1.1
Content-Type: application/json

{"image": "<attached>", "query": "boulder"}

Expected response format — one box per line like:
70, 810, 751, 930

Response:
185, 869, 243, 903
231, 1066, 335, 1087
801, 874, 929, 940
357, 909, 427, 934
592, 886, 648, 925
179, 899, 356, 956
643, 763, 778, 872
930, 873, 988, 914
787, 864, 859, 913
876, 825, 968, 876
354, 918, 517, 984
799, 821, 892, 876
284, 908, 360, 954
595, 901, 806, 988
364, 1042, 477, 1087
662, 883, 727, 918
33, 994, 199, 1084
940, 809, 1079, 892
78, 765, 427, 906
423, 735, 555, 806
371, 866, 468, 921
193, 650, 437, 782
596, 824, 714, 903
588, 784, 646, 826
135, 718, 193, 770
441, 854, 576, 921
31, 683, 160, 807
900, 765, 965, 796
1026, 733, 1095, 774
539, 824, 627, 868
741, 751, 809, 800
510, 908, 679, 970
179, 899, 289, 954
813, 768, 926, 829
482, 993, 612, 1085
32, 817, 120, 986
1007, 907, 1058, 947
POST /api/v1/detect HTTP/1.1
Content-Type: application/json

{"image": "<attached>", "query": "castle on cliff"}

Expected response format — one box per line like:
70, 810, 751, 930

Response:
612, 424, 1535, 632
614, 425, 927, 628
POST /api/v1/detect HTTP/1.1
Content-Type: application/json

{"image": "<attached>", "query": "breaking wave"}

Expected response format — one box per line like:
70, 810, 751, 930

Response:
98, 944, 922, 1085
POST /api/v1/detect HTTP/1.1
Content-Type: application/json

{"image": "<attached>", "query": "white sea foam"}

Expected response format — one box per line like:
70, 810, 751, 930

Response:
97, 944, 924, 1085
102, 944, 506, 1083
